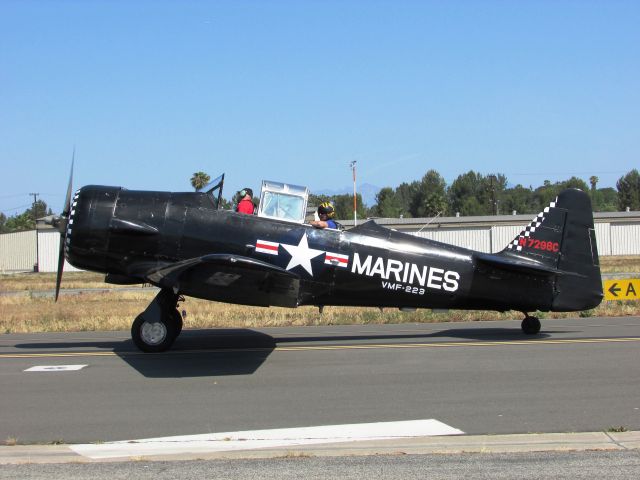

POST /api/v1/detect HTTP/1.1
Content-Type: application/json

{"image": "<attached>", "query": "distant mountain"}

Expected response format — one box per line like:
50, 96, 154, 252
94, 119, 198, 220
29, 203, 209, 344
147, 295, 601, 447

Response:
313, 183, 381, 208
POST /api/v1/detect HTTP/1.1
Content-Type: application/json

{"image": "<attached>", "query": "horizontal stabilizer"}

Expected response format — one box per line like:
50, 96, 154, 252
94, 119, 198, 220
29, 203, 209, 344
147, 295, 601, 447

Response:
475, 252, 582, 277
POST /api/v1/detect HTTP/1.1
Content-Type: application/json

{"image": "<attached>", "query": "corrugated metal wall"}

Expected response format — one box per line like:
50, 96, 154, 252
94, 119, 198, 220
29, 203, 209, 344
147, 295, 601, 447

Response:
37, 231, 82, 272
412, 223, 637, 255
0, 231, 37, 272
490, 226, 523, 252
610, 222, 640, 255
593, 223, 611, 256
413, 222, 640, 257
413, 227, 491, 252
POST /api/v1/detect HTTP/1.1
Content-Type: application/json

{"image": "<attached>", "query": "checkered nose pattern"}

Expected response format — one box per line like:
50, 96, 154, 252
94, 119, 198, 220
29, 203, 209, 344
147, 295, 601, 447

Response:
64, 190, 81, 257
507, 198, 558, 252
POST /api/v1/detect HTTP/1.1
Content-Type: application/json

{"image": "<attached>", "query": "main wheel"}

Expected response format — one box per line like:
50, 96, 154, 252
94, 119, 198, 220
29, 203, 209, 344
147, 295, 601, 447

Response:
131, 312, 178, 353
521, 316, 541, 335
172, 309, 184, 336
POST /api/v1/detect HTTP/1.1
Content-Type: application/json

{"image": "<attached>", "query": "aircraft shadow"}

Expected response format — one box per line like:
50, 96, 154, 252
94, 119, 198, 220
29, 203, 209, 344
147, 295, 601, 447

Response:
14, 329, 276, 379
12, 326, 562, 378
272, 327, 556, 344
124, 326, 553, 378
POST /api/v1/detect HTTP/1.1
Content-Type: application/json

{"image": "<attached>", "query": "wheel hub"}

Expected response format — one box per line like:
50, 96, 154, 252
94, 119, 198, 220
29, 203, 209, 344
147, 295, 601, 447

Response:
140, 321, 167, 345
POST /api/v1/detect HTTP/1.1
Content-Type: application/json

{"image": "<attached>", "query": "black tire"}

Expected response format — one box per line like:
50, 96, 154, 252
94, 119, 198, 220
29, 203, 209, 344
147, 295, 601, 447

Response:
131, 312, 178, 353
172, 309, 184, 336
521, 316, 541, 335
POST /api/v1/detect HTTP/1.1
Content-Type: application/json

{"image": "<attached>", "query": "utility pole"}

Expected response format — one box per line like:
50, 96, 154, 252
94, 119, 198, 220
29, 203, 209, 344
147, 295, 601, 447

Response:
349, 160, 357, 226
487, 175, 498, 215
29, 192, 40, 272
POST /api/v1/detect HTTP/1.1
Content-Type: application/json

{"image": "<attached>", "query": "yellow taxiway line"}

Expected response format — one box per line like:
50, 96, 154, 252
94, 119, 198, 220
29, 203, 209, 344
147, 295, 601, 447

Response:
1, 336, 640, 359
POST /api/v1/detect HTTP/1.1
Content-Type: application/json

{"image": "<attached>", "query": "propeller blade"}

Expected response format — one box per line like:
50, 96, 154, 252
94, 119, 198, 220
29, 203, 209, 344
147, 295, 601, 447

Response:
55, 154, 75, 302
54, 231, 66, 302
62, 149, 75, 217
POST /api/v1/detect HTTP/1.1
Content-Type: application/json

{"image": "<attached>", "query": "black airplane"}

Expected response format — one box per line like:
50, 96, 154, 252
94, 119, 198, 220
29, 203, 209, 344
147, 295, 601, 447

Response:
52, 169, 603, 352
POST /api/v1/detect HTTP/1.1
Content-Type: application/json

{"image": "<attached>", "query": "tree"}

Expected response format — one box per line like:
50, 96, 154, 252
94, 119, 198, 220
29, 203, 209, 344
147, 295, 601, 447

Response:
332, 193, 367, 221
218, 197, 232, 210
190, 172, 211, 192
560, 177, 589, 191
532, 180, 558, 211
502, 184, 535, 214
308, 193, 332, 209
394, 181, 419, 218
448, 171, 506, 216
0, 213, 7, 233
591, 187, 618, 212
27, 200, 48, 221
371, 187, 402, 217
589, 176, 598, 191
617, 169, 640, 211
411, 170, 448, 217
532, 177, 588, 212
485, 174, 507, 215
4, 211, 34, 231
449, 171, 482, 215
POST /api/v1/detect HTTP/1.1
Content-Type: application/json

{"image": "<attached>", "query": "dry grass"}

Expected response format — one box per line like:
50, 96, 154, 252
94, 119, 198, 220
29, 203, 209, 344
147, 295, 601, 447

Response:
599, 255, 640, 273
0, 271, 122, 292
1, 290, 638, 334
4, 437, 18, 446
1, 256, 638, 334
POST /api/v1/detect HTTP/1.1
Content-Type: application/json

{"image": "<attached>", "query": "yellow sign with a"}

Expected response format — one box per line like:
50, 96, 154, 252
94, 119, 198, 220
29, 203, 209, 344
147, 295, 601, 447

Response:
604, 279, 640, 301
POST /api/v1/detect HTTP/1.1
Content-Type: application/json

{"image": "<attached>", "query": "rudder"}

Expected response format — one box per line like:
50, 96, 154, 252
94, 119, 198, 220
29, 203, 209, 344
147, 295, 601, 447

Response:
503, 189, 603, 311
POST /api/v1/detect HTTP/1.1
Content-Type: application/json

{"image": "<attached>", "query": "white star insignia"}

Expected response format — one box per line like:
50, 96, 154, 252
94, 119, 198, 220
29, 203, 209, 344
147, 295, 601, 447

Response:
280, 233, 324, 275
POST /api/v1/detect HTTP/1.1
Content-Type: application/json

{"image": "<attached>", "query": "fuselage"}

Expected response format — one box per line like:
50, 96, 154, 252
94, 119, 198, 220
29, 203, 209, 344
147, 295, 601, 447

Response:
65, 185, 556, 313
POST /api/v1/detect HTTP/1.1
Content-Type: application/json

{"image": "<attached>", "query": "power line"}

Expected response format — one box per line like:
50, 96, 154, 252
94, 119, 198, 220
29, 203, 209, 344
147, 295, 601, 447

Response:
1, 203, 33, 214
0, 193, 31, 199
507, 170, 626, 176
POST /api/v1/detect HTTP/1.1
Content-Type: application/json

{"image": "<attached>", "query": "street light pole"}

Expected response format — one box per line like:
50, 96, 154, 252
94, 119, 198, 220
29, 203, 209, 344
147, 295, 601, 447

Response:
349, 160, 357, 226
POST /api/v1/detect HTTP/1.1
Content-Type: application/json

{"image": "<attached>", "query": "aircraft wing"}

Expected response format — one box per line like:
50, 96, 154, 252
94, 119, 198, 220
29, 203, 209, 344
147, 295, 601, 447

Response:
142, 254, 301, 308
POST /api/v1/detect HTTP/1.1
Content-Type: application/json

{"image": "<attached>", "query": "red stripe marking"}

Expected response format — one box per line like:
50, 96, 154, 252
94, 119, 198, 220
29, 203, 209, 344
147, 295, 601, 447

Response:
326, 254, 348, 264
257, 242, 279, 252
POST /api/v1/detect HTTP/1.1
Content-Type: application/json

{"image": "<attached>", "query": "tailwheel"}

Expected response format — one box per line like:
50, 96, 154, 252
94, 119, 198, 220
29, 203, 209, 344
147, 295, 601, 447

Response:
521, 314, 541, 335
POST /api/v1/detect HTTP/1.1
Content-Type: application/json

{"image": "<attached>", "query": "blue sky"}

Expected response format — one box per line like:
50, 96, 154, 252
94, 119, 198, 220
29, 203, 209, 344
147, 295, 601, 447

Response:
1, 0, 638, 214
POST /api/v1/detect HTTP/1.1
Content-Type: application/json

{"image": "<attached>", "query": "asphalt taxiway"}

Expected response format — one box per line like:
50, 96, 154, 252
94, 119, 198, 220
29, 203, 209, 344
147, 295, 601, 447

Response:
1, 316, 639, 463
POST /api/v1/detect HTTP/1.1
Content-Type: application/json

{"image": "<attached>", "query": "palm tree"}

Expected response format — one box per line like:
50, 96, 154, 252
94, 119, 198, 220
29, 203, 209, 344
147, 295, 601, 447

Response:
190, 172, 211, 192
589, 176, 598, 191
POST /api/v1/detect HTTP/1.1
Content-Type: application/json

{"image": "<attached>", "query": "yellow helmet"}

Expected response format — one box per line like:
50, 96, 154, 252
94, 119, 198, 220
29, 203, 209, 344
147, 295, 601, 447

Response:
318, 202, 335, 219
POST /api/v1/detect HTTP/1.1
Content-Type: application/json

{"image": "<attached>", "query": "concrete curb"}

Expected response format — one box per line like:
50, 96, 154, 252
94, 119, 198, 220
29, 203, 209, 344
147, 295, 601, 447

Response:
1, 431, 639, 464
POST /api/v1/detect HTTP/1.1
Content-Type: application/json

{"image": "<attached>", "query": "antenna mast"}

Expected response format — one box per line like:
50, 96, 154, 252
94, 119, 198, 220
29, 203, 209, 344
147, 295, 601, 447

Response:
350, 160, 357, 226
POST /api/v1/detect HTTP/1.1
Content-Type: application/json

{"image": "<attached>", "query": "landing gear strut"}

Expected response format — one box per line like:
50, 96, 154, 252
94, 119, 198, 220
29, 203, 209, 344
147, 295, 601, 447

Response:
131, 289, 184, 352
521, 313, 541, 335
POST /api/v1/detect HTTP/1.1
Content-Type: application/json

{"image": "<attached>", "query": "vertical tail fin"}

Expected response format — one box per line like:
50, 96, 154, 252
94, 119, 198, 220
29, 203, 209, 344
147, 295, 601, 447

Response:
502, 189, 603, 311
505, 195, 565, 268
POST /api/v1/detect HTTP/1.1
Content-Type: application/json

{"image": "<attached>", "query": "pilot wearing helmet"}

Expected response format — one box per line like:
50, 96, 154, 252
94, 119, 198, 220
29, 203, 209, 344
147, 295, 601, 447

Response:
235, 188, 255, 214
310, 202, 338, 229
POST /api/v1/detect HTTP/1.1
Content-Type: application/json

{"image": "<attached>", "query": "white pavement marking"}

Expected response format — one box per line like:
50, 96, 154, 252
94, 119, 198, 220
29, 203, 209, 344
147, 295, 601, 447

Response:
71, 419, 464, 459
24, 365, 87, 372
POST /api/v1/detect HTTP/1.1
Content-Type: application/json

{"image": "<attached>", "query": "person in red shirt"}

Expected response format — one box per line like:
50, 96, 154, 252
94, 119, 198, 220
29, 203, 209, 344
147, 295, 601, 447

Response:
236, 188, 255, 214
